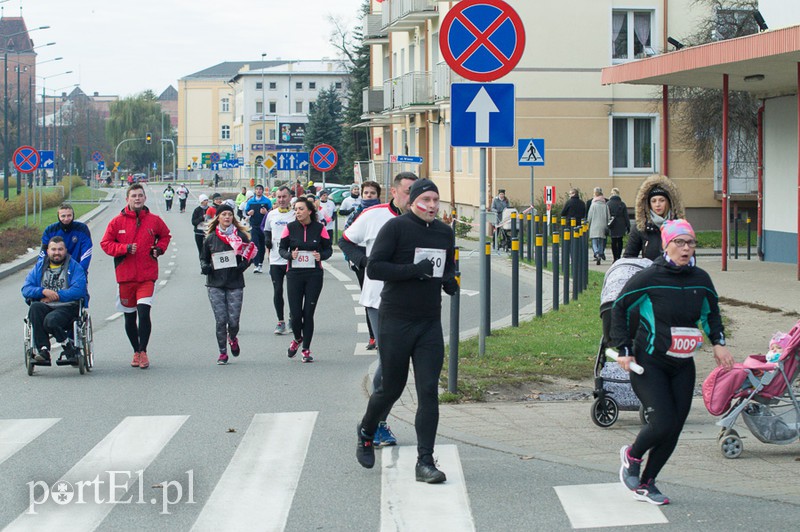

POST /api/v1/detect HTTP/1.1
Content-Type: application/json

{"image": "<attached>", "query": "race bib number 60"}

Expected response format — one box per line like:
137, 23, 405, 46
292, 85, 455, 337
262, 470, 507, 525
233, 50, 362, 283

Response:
414, 248, 446, 278
293, 251, 315, 269
667, 327, 704, 358
211, 250, 237, 270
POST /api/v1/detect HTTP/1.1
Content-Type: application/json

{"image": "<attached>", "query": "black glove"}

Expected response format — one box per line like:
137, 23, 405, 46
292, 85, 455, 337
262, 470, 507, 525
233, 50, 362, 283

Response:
358, 255, 368, 269
442, 277, 459, 295
413, 258, 434, 279
265, 241, 272, 250
150, 246, 163, 259
201, 264, 212, 275
237, 259, 251, 272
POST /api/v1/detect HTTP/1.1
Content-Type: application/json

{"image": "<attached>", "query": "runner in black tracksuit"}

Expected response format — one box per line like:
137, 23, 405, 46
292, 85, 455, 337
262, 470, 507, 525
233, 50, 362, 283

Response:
610, 218, 733, 505
355, 179, 457, 484
278, 197, 332, 363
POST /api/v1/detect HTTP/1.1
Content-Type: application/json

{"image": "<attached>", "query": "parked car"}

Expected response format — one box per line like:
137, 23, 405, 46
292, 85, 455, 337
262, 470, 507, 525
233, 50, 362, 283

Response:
329, 187, 353, 206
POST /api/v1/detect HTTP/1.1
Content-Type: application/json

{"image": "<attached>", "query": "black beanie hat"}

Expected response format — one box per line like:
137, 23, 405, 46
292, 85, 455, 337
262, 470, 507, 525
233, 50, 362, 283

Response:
409, 179, 439, 205
215, 203, 234, 216
648, 186, 671, 203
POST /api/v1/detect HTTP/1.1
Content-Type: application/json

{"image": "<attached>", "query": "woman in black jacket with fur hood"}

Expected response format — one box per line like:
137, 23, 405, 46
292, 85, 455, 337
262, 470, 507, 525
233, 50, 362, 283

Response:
623, 175, 684, 260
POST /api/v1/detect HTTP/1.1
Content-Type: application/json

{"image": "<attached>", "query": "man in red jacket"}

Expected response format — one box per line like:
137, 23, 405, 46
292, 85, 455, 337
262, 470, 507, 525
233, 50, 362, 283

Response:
100, 184, 171, 369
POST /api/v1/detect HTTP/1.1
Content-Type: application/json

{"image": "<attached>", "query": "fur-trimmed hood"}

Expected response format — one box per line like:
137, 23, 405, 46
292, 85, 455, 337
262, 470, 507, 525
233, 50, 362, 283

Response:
634, 174, 684, 231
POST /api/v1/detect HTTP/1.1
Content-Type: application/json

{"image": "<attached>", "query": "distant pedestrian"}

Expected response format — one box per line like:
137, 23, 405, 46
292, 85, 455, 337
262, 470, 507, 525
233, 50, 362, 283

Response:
214, 173, 221, 188
560, 188, 587, 225
490, 189, 510, 226
245, 184, 273, 273
235, 187, 248, 220
163, 185, 175, 211
624, 175, 684, 260
317, 189, 336, 233
607, 188, 631, 262
263, 186, 295, 335
176, 183, 190, 213
191, 194, 211, 259
587, 187, 609, 265
339, 184, 361, 216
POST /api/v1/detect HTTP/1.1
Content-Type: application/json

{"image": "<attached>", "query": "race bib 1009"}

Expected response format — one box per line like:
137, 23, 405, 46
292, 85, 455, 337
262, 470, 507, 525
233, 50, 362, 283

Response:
666, 327, 704, 358
293, 251, 315, 269
414, 248, 446, 278
211, 250, 237, 270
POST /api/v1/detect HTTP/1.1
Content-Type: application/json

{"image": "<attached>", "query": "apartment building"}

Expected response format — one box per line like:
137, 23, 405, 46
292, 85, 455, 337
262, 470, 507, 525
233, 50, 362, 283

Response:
361, 0, 726, 227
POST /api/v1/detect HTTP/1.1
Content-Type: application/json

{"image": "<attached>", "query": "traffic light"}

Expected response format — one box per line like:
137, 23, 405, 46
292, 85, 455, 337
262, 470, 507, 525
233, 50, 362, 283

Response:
146, 132, 152, 144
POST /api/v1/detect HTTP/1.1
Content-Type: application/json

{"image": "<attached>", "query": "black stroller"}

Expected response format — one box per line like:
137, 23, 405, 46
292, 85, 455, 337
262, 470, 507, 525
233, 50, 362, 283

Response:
591, 258, 652, 427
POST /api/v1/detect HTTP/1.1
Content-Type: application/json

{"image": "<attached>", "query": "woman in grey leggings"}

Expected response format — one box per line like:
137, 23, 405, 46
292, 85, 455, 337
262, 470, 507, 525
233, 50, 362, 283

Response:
200, 203, 257, 364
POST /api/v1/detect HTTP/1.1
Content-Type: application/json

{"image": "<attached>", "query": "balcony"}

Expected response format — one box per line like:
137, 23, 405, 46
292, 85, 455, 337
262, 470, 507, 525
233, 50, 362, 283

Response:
362, 13, 388, 45
382, 72, 434, 112
362, 86, 384, 114
433, 62, 465, 101
381, 0, 438, 31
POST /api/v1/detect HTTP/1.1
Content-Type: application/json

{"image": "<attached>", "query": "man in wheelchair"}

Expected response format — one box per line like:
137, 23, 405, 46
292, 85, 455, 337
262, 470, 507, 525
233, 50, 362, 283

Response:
22, 236, 88, 365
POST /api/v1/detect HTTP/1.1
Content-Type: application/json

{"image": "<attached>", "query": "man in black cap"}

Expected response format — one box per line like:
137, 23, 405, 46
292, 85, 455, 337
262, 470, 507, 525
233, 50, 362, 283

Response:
355, 178, 458, 484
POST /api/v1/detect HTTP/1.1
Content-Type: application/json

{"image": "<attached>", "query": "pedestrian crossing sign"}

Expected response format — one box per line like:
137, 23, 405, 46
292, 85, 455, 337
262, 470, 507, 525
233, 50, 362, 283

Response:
518, 138, 545, 167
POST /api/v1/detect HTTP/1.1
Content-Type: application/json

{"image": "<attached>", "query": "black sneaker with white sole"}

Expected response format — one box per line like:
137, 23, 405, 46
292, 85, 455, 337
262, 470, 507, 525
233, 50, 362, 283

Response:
415, 461, 446, 484
356, 424, 375, 469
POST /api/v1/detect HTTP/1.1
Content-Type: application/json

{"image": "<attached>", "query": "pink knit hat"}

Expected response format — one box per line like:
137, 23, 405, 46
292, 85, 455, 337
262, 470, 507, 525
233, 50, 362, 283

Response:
661, 219, 695, 248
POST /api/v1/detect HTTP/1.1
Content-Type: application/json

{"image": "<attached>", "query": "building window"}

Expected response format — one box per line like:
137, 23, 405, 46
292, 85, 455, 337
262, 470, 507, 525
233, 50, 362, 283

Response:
221, 125, 230, 140
255, 128, 263, 141
309, 101, 316, 113
334, 81, 343, 90
256, 101, 263, 114
295, 82, 303, 90
444, 123, 451, 172
256, 82, 263, 90
295, 100, 303, 113
269, 129, 276, 141
432, 123, 440, 171
220, 97, 230, 113
612, 115, 656, 172
269, 101, 277, 113
455, 147, 463, 173
309, 82, 316, 90
612, 10, 653, 61
269, 82, 277, 90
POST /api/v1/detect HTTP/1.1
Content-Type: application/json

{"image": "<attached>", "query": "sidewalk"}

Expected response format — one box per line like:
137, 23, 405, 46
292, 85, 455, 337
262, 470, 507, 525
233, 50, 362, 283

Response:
381, 242, 800, 505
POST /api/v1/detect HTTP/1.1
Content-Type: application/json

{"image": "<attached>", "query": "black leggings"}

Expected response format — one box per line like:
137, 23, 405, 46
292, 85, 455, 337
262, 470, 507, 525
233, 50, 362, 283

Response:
630, 355, 695, 482
124, 304, 152, 353
269, 265, 287, 322
611, 237, 624, 262
354, 266, 375, 339
361, 316, 444, 463
287, 271, 324, 350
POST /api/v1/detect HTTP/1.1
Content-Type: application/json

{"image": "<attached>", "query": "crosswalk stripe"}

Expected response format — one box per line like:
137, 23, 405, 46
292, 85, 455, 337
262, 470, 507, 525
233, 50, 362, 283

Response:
0, 418, 60, 466
553, 483, 668, 529
345, 284, 360, 291
323, 262, 351, 282
381, 445, 475, 531
191, 411, 318, 531
357, 322, 369, 334
352, 294, 360, 301
353, 344, 375, 356
5, 415, 188, 531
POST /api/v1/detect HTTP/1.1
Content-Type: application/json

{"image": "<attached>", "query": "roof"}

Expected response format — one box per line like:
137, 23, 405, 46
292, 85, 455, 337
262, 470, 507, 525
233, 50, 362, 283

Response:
181, 61, 288, 80
601, 24, 800, 98
0, 17, 35, 53
159, 85, 178, 100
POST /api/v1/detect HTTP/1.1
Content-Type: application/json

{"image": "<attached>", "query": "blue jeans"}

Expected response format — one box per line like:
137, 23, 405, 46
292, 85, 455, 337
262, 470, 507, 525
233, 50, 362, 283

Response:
592, 237, 606, 258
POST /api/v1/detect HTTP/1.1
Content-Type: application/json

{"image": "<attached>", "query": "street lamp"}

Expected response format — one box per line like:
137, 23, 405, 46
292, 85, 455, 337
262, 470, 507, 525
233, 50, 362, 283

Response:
2, 25, 50, 200
40, 71, 72, 185
47, 82, 77, 183
261, 52, 266, 187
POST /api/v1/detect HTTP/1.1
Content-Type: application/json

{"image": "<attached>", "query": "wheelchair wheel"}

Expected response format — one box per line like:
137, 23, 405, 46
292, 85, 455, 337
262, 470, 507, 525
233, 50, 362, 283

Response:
84, 315, 94, 371
23, 320, 34, 376
591, 397, 619, 428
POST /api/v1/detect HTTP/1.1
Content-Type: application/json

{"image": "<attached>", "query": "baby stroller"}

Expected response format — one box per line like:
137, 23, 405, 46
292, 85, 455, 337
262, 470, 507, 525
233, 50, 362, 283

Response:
702, 318, 800, 458
591, 258, 652, 427
494, 208, 517, 252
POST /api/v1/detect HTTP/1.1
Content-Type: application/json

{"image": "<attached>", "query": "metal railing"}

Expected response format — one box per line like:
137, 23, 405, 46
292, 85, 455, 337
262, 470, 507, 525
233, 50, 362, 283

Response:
381, 0, 438, 28
382, 72, 434, 110
362, 87, 384, 114
361, 13, 387, 41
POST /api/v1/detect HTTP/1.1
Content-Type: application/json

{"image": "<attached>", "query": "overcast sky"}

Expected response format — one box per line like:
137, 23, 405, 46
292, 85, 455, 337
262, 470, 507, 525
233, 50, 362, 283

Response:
10, 0, 365, 97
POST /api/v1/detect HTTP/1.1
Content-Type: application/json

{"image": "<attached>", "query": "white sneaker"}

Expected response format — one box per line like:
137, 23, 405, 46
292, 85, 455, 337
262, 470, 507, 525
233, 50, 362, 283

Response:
274, 321, 287, 335
254, 264, 262, 273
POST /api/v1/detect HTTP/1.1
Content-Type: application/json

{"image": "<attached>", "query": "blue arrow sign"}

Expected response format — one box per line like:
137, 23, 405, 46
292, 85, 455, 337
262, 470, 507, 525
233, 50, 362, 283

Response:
391, 155, 424, 164
517, 138, 545, 167
38, 150, 54, 169
97, 160, 106, 170
277, 152, 310, 171
211, 162, 219, 171
451, 83, 514, 147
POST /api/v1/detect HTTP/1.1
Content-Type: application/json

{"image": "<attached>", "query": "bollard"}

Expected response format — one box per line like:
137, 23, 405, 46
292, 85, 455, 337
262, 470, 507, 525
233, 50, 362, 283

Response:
484, 242, 491, 337
334, 214, 339, 245
583, 225, 589, 291
563, 218, 570, 305
572, 221, 579, 301
448, 248, 460, 394
511, 237, 519, 327
511, 211, 518, 244
543, 216, 548, 268
534, 215, 540, 266
734, 216, 739, 260
746, 217, 752, 260
527, 213, 533, 262
518, 215, 525, 259
535, 232, 543, 317
552, 227, 560, 311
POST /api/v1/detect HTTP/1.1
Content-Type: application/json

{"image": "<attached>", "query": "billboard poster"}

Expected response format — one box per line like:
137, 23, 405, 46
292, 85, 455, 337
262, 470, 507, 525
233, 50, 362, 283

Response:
278, 122, 306, 145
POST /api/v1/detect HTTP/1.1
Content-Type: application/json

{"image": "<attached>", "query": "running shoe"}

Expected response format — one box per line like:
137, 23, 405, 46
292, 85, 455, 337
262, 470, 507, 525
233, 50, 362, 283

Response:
288, 338, 302, 358
229, 337, 240, 357
274, 321, 287, 335
131, 352, 141, 367
356, 424, 375, 469
366, 338, 377, 350
415, 461, 446, 484
633, 479, 670, 505
301, 349, 314, 363
253, 264, 263, 274
139, 352, 150, 369
373, 421, 397, 447
34, 348, 51, 363
217, 353, 229, 365
619, 445, 642, 490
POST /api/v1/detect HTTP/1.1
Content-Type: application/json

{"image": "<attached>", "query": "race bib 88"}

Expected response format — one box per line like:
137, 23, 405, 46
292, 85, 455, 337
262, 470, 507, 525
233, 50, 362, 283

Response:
211, 250, 237, 270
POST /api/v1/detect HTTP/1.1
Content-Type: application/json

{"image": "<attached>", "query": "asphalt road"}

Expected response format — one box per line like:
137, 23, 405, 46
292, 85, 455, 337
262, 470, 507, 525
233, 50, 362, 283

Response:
0, 185, 796, 530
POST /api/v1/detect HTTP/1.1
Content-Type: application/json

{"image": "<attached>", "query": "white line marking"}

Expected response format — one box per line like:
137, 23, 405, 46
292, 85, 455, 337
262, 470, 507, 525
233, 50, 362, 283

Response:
461, 289, 479, 297
164, 270, 172, 275
171, 255, 177, 259
0, 419, 60, 466
106, 312, 123, 322
353, 344, 374, 356
357, 322, 369, 334
352, 294, 361, 301
381, 445, 474, 531
554, 483, 668, 529
344, 284, 360, 291
191, 411, 318, 531
354, 307, 363, 316
323, 262, 351, 282
6, 416, 188, 531
168, 262, 175, 266
159, 280, 168, 286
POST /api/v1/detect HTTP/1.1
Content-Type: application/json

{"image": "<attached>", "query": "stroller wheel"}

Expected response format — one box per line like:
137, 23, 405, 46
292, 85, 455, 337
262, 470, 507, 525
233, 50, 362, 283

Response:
591, 397, 619, 428
719, 431, 743, 459
638, 405, 651, 425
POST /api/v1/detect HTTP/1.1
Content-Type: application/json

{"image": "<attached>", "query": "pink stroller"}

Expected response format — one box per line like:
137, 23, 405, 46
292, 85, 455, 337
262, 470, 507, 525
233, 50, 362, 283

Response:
702, 319, 800, 458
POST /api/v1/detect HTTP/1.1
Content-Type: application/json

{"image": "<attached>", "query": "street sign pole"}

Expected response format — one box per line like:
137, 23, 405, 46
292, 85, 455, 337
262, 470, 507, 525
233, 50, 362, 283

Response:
479, 147, 487, 357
